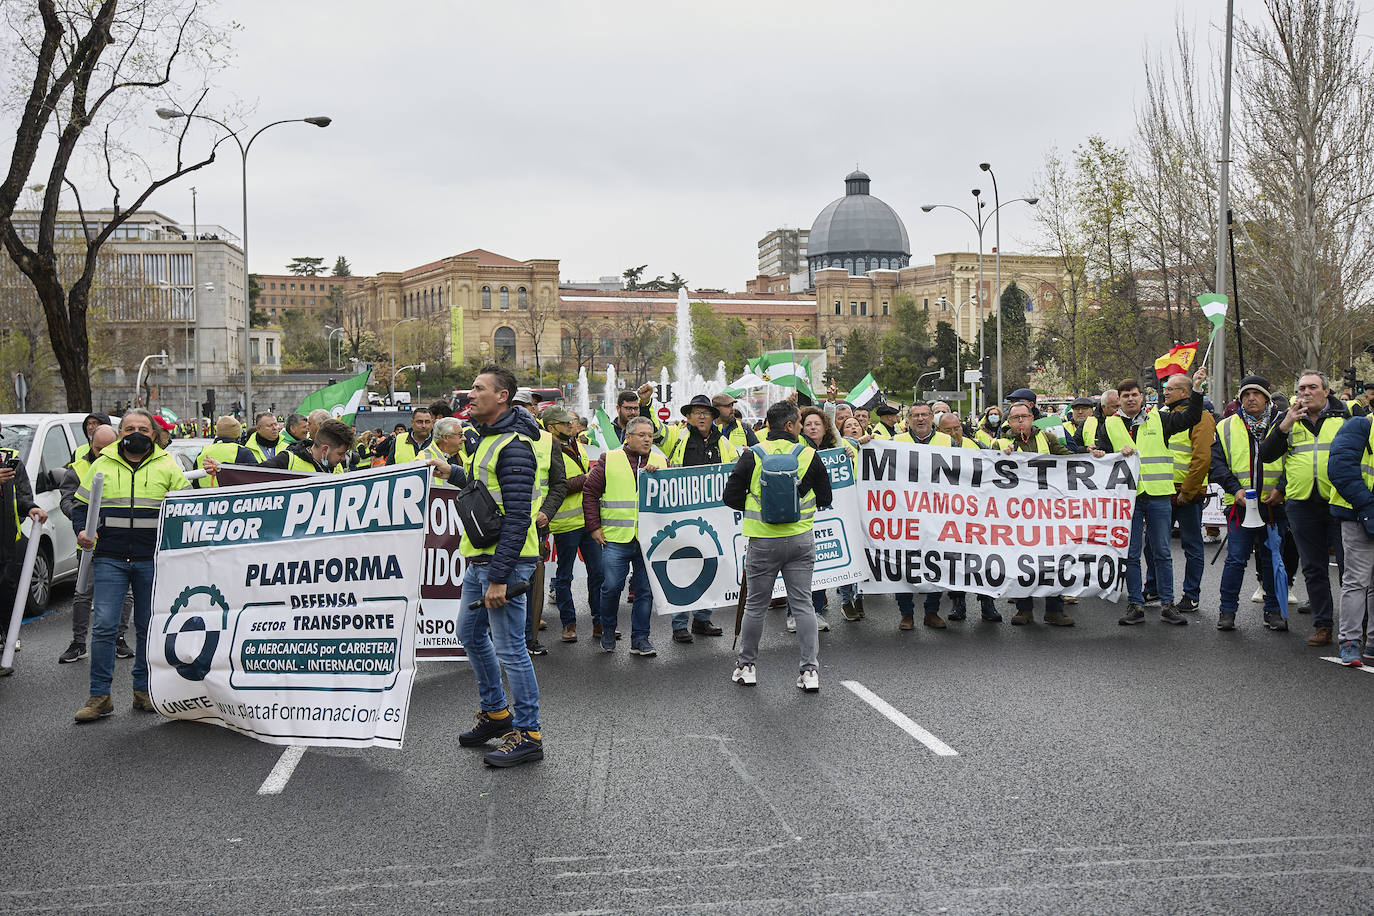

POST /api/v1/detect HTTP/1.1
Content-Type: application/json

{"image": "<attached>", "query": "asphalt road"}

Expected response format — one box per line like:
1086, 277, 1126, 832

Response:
1, 551, 1370, 915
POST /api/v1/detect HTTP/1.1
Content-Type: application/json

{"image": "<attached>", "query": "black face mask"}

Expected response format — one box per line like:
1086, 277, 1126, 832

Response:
120, 432, 153, 456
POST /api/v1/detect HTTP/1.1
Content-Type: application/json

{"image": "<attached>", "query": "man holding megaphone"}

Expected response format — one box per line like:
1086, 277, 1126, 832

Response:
1211, 376, 1288, 632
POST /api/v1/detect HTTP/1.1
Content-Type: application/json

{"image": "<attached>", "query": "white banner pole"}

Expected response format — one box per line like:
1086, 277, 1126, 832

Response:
1, 524, 44, 671
73, 472, 104, 594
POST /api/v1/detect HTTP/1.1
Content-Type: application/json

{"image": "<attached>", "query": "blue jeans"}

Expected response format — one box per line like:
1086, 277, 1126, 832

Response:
786, 589, 829, 619
90, 557, 154, 696
1126, 494, 1175, 605
458, 560, 539, 732
671, 608, 714, 629
599, 540, 652, 642
1014, 595, 1065, 615
1219, 506, 1284, 616
1144, 500, 1205, 602
552, 528, 603, 628
838, 583, 857, 604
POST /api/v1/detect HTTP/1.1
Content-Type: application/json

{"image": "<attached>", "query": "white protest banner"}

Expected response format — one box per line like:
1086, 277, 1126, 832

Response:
859, 442, 1138, 599
638, 447, 866, 615
1201, 482, 1227, 527
149, 464, 429, 748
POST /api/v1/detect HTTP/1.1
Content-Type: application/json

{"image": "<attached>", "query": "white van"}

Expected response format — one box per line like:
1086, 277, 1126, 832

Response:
0, 413, 89, 613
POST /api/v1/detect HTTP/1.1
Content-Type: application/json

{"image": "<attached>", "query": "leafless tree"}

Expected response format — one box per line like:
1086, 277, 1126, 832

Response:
516, 286, 555, 380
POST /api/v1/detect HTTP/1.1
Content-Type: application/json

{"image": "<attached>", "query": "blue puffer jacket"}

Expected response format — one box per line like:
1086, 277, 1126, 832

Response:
466, 406, 540, 583
1329, 416, 1374, 526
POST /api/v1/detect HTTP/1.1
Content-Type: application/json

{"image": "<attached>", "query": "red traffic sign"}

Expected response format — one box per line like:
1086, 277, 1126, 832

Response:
657, 406, 671, 421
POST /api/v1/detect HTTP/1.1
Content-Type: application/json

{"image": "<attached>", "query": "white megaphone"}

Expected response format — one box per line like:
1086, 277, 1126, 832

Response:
1242, 488, 1265, 528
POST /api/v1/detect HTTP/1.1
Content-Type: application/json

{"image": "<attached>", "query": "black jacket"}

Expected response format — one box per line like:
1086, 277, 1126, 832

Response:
464, 407, 540, 583
723, 431, 832, 517
260, 440, 330, 472
0, 452, 36, 562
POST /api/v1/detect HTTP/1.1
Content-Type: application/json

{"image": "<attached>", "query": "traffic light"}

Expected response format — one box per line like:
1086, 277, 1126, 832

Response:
1345, 366, 1359, 391
980, 355, 992, 388
205, 388, 216, 417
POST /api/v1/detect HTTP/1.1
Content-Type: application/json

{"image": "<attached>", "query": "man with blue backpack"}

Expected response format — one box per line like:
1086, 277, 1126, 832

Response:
723, 401, 833, 692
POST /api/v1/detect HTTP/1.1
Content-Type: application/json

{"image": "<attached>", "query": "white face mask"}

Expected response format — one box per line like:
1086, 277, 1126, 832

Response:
987, 412, 1001, 424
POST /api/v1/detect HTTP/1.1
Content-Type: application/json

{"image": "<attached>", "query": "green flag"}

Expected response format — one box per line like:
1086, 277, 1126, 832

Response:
589, 407, 620, 452
1198, 293, 1227, 335
297, 367, 372, 426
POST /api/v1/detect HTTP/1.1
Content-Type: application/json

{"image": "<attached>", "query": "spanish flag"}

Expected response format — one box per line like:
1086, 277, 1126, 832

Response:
1154, 341, 1199, 378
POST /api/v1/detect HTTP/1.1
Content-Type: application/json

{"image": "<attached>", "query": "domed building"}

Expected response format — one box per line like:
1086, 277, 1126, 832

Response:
806, 170, 911, 287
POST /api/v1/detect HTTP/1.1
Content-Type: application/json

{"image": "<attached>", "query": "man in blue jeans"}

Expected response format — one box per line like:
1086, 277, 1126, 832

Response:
70, 408, 192, 722
454, 365, 546, 768
581, 417, 661, 656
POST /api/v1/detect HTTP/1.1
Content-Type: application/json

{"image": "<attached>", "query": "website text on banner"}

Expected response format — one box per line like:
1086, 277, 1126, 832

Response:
859, 442, 1140, 599
217, 464, 468, 662
637, 447, 867, 615
149, 464, 430, 748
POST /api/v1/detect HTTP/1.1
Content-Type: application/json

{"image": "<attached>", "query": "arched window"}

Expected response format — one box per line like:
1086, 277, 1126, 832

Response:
494, 326, 516, 363
438, 287, 443, 309
481, 286, 491, 309
518, 287, 528, 310
880, 258, 889, 270
844, 258, 854, 274
499, 286, 510, 310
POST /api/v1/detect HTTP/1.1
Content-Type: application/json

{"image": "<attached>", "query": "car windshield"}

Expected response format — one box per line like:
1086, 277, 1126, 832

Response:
0, 423, 36, 462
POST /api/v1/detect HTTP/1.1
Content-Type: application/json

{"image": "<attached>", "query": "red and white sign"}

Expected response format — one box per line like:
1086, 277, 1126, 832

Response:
657, 406, 671, 421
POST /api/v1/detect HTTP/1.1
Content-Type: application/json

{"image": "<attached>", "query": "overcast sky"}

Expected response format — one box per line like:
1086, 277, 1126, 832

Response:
132, 0, 1269, 288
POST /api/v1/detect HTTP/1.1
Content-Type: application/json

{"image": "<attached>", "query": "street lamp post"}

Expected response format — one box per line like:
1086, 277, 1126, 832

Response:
155, 108, 332, 420
980, 163, 1005, 404
159, 281, 214, 423
134, 351, 170, 408
390, 317, 417, 404
324, 325, 344, 369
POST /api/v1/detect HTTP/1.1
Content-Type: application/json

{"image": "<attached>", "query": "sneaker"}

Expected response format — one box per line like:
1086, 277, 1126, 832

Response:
981, 607, 1003, 623
73, 695, 113, 722
114, 637, 134, 659
732, 663, 757, 686
816, 615, 830, 632
599, 632, 616, 652
1118, 604, 1145, 626
1174, 596, 1200, 613
629, 639, 657, 657
58, 641, 88, 664
1217, 612, 1237, 631
1363, 641, 1374, 661
855, 595, 865, 618
796, 669, 820, 693
1251, 585, 1265, 603
1338, 640, 1364, 667
786, 616, 797, 634
1160, 604, 1188, 626
483, 728, 544, 767
459, 709, 514, 746
1142, 591, 1160, 608
841, 600, 860, 621
131, 690, 156, 712
947, 605, 967, 621
526, 640, 547, 657
672, 628, 693, 643
690, 619, 723, 636
1263, 611, 1289, 632
0, 637, 20, 653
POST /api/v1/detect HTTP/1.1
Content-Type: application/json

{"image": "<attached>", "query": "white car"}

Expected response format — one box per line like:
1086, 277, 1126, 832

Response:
0, 413, 91, 614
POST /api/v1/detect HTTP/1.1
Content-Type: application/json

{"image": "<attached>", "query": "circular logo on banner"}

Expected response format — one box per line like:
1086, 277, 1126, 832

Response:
163, 584, 231, 682
646, 517, 724, 607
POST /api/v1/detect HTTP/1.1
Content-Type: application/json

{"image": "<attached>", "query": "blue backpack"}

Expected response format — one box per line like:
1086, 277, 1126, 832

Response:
750, 442, 806, 524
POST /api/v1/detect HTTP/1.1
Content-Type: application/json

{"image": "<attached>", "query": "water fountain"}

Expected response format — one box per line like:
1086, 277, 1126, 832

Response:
673, 287, 696, 412
602, 363, 618, 416
714, 360, 727, 392
575, 366, 590, 421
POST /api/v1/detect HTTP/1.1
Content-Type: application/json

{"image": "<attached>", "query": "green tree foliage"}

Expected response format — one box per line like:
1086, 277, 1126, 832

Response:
331, 256, 352, 277
877, 296, 934, 393
279, 309, 328, 367
981, 282, 1034, 394
689, 301, 758, 376
832, 328, 881, 391
622, 265, 647, 290
248, 274, 269, 328
621, 265, 686, 292
286, 256, 325, 276
795, 335, 819, 350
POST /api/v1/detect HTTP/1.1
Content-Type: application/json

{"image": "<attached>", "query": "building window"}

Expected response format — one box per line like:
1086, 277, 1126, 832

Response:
844, 258, 853, 273
499, 286, 510, 310
856, 258, 866, 274
833, 301, 841, 315
599, 337, 616, 356
518, 287, 528, 310
250, 338, 260, 365
481, 286, 491, 309
266, 339, 275, 361
923, 298, 929, 310
860, 301, 868, 316
880, 258, 889, 270
494, 326, 516, 363
882, 300, 889, 316
438, 287, 444, 309
850, 301, 857, 316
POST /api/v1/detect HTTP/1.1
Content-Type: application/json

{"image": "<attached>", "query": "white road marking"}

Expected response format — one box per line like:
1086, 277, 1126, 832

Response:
841, 680, 958, 756
1320, 656, 1374, 673
257, 746, 306, 795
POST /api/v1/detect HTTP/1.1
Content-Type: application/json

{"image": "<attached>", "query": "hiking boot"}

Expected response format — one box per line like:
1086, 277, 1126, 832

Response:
483, 729, 544, 767
923, 612, 947, 629
672, 628, 693, 643
1159, 604, 1188, 626
459, 709, 514, 747
1142, 591, 1160, 608
114, 637, 134, 659
1217, 612, 1237, 631
1306, 626, 1332, 647
796, 669, 820, 693
1010, 606, 1033, 626
1044, 609, 1076, 627
73, 695, 113, 723
592, 622, 603, 638
898, 615, 915, 631
981, 607, 1003, 623
1338, 640, 1364, 667
1174, 596, 1200, 613
841, 600, 860, 621
690, 619, 723, 636
1264, 611, 1289, 632
58, 641, 88, 664
560, 624, 577, 643
947, 603, 967, 621
526, 640, 547, 657
1118, 604, 1145, 626
732, 663, 757, 686
131, 690, 156, 712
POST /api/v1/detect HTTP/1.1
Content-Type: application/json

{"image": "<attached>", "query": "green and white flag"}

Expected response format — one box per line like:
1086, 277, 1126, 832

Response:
1198, 293, 1227, 335
297, 366, 372, 425
847, 372, 880, 408
758, 352, 815, 399
589, 407, 620, 453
